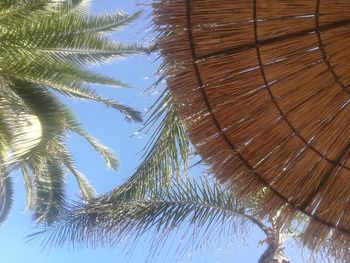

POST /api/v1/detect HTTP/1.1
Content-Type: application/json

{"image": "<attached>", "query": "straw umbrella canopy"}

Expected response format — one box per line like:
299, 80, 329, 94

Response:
153, 0, 350, 257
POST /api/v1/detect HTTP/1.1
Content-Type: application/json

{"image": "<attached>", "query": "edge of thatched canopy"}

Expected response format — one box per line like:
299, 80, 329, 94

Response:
152, 0, 350, 261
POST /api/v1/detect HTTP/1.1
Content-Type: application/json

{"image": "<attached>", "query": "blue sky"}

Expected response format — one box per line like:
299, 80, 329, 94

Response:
0, 1, 305, 262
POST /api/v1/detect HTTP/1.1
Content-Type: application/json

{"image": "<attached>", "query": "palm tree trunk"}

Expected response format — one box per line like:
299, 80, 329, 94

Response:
258, 229, 290, 263
258, 209, 291, 263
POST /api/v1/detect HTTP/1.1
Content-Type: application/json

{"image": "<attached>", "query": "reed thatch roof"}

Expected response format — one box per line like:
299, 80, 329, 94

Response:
153, 0, 350, 259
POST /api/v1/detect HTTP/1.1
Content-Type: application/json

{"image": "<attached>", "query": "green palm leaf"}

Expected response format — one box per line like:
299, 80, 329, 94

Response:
36, 177, 267, 252
60, 147, 96, 201
63, 110, 120, 171
32, 159, 66, 225
107, 90, 190, 202
21, 164, 36, 211
58, 0, 91, 13
0, 170, 13, 225
0, 0, 144, 225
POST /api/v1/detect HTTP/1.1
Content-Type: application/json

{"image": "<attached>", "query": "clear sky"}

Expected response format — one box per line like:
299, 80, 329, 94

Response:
0, 1, 305, 263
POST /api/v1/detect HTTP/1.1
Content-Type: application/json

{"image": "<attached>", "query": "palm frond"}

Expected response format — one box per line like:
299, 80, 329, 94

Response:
0, 170, 13, 225
58, 11, 143, 34
60, 147, 96, 200
105, 90, 190, 202
0, 0, 144, 226
0, 118, 11, 159
2, 50, 129, 87
3, 26, 145, 65
9, 114, 43, 163
57, 0, 91, 13
21, 164, 36, 211
36, 177, 267, 252
63, 110, 120, 171
54, 87, 142, 123
33, 43, 145, 66
0, 94, 15, 159
0, 88, 43, 164
0, 1, 51, 22
32, 159, 66, 225
74, 130, 119, 172
7, 81, 67, 163
30, 86, 196, 245
67, 166, 96, 201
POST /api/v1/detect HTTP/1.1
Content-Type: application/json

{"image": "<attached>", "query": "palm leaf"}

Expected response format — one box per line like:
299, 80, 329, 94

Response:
0, 1, 50, 21
60, 147, 96, 200
63, 110, 120, 171
7, 81, 67, 163
58, 0, 91, 13
0, 84, 43, 164
21, 164, 36, 211
56, 11, 143, 34
0, 170, 13, 225
32, 159, 66, 225
0, 0, 144, 226
36, 177, 268, 252
105, 90, 190, 202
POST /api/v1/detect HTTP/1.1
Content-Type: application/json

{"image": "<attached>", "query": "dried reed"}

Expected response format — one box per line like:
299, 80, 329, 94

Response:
153, 0, 350, 261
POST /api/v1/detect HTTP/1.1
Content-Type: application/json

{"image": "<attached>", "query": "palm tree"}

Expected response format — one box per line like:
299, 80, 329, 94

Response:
40, 177, 301, 262
0, 0, 144, 225
36, 90, 319, 262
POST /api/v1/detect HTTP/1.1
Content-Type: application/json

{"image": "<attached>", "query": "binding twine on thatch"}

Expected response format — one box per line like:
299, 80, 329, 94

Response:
153, 0, 350, 260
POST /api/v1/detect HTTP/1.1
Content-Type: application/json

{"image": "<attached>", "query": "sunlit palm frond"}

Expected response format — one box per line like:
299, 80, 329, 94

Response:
0, 118, 11, 159
56, 11, 143, 34
0, 0, 144, 225
21, 164, 36, 211
60, 147, 96, 200
31, 158, 66, 225
0, 169, 13, 225
0, 0, 50, 25
74, 130, 120, 171
106, 90, 190, 202
36, 177, 266, 252
57, 0, 91, 13
8, 81, 67, 162
0, 83, 43, 164
63, 110, 120, 171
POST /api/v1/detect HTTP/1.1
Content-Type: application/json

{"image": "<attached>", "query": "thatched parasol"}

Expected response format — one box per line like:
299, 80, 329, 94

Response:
153, 0, 350, 258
